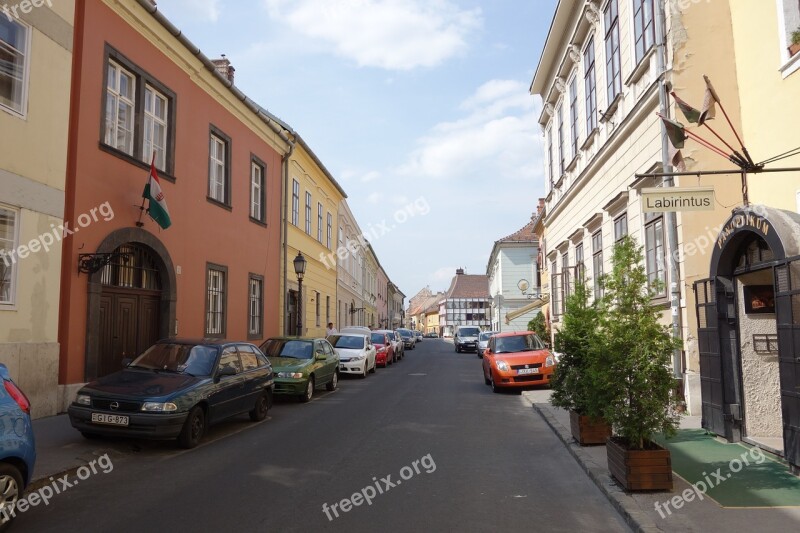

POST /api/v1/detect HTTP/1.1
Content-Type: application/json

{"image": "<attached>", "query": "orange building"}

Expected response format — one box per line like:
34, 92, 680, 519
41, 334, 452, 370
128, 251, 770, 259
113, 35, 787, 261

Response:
57, 0, 290, 407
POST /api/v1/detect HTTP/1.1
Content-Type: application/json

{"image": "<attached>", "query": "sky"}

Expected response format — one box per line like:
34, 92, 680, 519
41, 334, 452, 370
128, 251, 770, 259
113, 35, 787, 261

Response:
157, 0, 557, 297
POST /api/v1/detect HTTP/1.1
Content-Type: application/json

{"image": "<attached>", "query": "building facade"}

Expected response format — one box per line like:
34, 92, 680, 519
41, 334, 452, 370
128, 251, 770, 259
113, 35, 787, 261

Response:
58, 0, 288, 408
388, 282, 404, 329
0, 0, 74, 417
337, 200, 365, 328
362, 244, 378, 328
486, 211, 541, 333
439, 269, 491, 337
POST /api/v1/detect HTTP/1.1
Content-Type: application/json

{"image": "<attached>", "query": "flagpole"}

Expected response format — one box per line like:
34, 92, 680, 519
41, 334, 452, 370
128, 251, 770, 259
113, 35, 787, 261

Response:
136, 152, 156, 228
704, 75, 755, 168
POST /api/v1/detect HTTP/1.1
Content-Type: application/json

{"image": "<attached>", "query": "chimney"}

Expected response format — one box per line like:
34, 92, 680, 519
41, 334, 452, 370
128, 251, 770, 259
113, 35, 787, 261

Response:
456, 268, 465, 275
537, 198, 545, 215
211, 55, 235, 84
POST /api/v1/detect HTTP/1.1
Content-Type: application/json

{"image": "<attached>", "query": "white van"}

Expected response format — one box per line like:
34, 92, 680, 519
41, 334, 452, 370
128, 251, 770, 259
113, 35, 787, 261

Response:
454, 326, 481, 353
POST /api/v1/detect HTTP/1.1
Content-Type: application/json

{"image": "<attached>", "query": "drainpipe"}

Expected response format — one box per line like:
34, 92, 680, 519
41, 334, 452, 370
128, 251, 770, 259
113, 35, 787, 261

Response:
282, 138, 296, 335
655, 0, 683, 380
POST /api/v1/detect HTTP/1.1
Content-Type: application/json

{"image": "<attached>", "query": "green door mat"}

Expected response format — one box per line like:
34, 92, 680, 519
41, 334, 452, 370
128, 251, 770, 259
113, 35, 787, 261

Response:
654, 429, 800, 507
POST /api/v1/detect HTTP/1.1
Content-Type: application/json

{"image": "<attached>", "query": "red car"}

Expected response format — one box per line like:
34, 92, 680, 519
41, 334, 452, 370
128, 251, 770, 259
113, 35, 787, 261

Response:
370, 332, 395, 367
482, 331, 556, 392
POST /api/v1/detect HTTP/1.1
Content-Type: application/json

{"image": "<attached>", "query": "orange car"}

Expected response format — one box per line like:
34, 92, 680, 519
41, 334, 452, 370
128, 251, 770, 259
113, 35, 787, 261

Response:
482, 331, 556, 392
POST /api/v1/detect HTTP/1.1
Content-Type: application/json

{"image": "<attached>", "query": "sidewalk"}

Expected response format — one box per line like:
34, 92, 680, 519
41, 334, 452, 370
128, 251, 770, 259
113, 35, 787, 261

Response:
521, 389, 800, 533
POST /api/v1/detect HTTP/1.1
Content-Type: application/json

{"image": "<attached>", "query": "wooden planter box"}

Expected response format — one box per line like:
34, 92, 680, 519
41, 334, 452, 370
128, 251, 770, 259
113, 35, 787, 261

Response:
606, 437, 673, 491
789, 42, 800, 57
569, 410, 612, 445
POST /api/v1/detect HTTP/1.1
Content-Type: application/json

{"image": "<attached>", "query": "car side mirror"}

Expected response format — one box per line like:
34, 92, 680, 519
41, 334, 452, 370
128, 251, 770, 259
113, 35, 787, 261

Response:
217, 366, 237, 379
122, 358, 132, 368
315, 351, 327, 360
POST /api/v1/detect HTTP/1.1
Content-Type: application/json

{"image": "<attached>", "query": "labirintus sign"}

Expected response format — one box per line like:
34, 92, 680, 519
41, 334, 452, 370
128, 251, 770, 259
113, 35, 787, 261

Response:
641, 187, 715, 212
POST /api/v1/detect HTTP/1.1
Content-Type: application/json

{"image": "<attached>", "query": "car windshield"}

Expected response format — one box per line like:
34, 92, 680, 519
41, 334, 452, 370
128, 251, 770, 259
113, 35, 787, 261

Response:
494, 334, 546, 354
260, 339, 314, 359
130, 343, 217, 376
386, 332, 396, 341
459, 328, 480, 337
329, 335, 364, 349
371, 333, 386, 345
479, 332, 495, 341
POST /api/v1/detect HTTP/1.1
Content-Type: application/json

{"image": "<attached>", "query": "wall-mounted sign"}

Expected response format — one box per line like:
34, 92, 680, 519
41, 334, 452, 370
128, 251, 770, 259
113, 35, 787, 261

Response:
641, 187, 715, 212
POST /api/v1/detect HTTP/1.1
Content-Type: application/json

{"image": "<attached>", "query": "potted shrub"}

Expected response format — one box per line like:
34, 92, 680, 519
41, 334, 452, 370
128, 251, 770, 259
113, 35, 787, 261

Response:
549, 280, 611, 445
599, 236, 682, 491
789, 27, 800, 57
527, 310, 550, 344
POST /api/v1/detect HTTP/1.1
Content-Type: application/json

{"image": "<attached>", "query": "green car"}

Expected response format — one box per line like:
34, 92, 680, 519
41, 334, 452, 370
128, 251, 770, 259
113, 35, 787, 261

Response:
259, 337, 339, 402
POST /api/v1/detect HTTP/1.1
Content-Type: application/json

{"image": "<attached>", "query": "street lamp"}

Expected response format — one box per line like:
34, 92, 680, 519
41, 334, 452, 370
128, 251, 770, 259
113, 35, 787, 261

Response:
293, 252, 307, 335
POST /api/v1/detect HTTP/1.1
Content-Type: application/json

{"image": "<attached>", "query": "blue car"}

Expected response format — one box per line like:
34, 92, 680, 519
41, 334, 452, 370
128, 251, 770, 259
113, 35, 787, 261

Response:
68, 339, 274, 449
0, 364, 36, 529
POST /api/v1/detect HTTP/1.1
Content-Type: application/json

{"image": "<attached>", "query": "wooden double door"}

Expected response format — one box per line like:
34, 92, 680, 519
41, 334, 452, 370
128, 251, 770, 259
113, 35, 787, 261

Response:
98, 288, 161, 377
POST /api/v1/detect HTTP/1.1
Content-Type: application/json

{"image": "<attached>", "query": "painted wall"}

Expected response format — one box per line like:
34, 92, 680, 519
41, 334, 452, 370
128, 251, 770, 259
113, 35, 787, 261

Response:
59, 0, 286, 396
0, 0, 74, 417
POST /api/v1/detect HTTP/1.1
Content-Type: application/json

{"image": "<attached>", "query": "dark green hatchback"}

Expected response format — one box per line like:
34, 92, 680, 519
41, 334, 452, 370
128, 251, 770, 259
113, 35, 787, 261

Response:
68, 339, 274, 448
260, 337, 340, 402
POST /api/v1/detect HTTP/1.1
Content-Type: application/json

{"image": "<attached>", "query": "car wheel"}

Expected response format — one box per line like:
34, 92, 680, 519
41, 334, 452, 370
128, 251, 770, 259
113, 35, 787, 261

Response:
326, 371, 339, 391
361, 364, 368, 379
370, 361, 376, 373
490, 372, 501, 394
249, 390, 272, 421
300, 376, 315, 402
178, 406, 206, 449
0, 463, 23, 529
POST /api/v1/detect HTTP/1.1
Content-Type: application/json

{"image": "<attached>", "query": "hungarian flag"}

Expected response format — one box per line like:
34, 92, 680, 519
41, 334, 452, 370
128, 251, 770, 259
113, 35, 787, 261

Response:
699, 75, 719, 126
142, 157, 171, 229
671, 92, 701, 124
669, 145, 686, 172
658, 114, 687, 149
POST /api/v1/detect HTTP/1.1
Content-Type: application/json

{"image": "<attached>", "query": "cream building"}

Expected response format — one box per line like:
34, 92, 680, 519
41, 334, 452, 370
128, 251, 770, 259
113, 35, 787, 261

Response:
0, 1, 74, 417
337, 200, 365, 328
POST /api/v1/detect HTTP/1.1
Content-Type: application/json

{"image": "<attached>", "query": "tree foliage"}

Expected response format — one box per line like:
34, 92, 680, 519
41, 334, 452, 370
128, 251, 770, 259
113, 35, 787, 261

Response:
527, 311, 550, 341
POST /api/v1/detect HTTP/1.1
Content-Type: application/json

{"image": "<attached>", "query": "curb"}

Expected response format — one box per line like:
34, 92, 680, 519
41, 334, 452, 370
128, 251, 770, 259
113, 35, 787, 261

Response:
521, 393, 664, 533
26, 448, 127, 494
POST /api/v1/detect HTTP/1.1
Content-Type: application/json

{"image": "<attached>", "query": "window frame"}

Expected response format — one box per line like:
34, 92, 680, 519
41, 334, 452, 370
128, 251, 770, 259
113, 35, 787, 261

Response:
205, 263, 228, 338
207, 126, 232, 208
584, 37, 598, 135
550, 259, 560, 319
546, 126, 554, 189
575, 242, 585, 282
250, 156, 266, 224
592, 230, 603, 301
143, 84, 169, 171
317, 202, 323, 243
0, 205, 20, 306
569, 76, 579, 159
633, 0, 655, 66
604, 0, 622, 103
305, 191, 312, 235
327, 213, 333, 249
247, 273, 264, 339
614, 212, 628, 242
645, 212, 667, 297
291, 179, 300, 227
99, 45, 176, 177
556, 103, 565, 176
0, 16, 30, 117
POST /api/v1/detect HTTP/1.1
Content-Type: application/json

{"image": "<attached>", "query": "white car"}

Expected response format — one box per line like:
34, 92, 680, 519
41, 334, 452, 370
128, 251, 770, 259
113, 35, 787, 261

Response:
327, 333, 376, 378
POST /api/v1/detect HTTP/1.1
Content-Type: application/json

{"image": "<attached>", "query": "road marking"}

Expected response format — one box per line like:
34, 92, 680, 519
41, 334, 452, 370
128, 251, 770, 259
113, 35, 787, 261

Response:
408, 373, 427, 376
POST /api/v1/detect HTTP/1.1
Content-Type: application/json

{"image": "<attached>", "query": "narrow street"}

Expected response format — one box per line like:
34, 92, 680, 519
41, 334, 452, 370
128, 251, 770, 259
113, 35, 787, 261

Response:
17, 339, 628, 532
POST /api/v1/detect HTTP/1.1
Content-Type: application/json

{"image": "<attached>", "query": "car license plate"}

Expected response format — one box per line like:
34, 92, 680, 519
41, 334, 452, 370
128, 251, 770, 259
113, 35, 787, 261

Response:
517, 368, 539, 375
91, 413, 129, 426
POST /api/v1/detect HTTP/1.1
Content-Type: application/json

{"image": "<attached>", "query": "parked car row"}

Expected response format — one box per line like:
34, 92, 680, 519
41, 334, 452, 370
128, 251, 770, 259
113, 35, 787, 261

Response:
66, 327, 417, 451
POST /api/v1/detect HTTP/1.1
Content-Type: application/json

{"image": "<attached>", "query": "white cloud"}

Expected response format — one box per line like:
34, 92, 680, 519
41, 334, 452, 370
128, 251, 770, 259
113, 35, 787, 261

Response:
263, 0, 482, 70
169, 0, 222, 22
431, 266, 458, 283
361, 171, 381, 183
367, 192, 384, 204
398, 79, 542, 182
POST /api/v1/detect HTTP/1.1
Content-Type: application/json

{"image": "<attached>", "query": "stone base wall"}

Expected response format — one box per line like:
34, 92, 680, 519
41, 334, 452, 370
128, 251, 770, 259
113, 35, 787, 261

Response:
0, 342, 60, 418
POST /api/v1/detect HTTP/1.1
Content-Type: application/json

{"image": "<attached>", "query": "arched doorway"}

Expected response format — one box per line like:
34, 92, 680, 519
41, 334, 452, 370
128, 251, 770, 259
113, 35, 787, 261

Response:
694, 206, 800, 474
86, 228, 176, 380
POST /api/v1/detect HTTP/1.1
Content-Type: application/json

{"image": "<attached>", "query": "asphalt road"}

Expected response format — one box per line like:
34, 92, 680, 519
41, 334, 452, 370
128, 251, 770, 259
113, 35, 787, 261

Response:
16, 339, 629, 533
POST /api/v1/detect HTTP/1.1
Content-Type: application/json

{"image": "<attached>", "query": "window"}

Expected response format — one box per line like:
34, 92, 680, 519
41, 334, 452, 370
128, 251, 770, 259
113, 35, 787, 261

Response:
143, 85, 168, 169
208, 129, 230, 205
547, 127, 554, 189
633, 0, 655, 65
292, 180, 300, 226
556, 104, 565, 176
645, 212, 666, 296
0, 17, 28, 115
317, 203, 323, 242
248, 275, 263, 338
238, 344, 260, 371
327, 213, 333, 249
219, 346, 242, 374
561, 253, 571, 302
614, 213, 628, 242
604, 0, 621, 103
592, 230, 603, 300
0, 206, 18, 304
569, 77, 579, 158
575, 243, 584, 282
551, 260, 560, 318
315, 291, 321, 327
101, 48, 175, 173
584, 38, 597, 134
206, 265, 227, 337
104, 61, 135, 155
780, 0, 800, 63
326, 295, 330, 325
250, 159, 265, 223
305, 192, 312, 235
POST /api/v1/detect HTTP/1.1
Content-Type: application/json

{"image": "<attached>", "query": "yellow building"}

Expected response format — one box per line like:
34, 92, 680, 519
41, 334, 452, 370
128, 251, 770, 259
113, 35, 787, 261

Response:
0, 1, 74, 417
678, 0, 800, 473
280, 136, 346, 338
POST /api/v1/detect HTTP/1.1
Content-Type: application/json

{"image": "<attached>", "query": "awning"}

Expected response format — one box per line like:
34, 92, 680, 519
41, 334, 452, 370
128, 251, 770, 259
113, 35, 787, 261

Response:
504, 295, 550, 323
